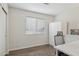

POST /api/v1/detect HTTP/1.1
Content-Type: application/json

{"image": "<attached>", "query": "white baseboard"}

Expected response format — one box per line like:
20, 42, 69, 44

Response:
9, 43, 48, 51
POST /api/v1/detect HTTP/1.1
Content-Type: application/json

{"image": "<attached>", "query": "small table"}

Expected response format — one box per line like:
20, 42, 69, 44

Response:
55, 40, 79, 56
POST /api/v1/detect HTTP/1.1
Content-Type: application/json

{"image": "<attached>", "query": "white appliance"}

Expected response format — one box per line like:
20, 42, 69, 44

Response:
49, 22, 62, 46
0, 5, 6, 55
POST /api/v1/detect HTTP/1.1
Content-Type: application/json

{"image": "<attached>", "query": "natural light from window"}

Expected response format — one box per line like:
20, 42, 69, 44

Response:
26, 17, 46, 34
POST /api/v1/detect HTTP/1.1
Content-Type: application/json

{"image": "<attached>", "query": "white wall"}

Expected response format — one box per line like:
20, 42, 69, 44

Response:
55, 8, 79, 35
9, 7, 54, 51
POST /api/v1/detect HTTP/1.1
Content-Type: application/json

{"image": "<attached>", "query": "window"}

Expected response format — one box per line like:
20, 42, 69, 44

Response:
26, 17, 45, 34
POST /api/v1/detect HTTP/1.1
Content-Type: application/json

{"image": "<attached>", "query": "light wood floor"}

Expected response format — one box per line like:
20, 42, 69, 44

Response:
8, 44, 55, 56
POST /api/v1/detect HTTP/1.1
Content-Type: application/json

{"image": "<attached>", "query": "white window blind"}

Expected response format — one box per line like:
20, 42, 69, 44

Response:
26, 17, 45, 34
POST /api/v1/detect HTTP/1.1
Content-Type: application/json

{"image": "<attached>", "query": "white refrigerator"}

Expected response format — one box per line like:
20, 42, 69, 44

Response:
49, 22, 62, 46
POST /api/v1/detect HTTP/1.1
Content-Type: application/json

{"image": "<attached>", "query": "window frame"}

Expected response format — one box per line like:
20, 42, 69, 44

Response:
25, 16, 46, 34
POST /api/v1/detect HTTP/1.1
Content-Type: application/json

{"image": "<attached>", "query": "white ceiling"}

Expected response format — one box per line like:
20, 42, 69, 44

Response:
8, 3, 79, 16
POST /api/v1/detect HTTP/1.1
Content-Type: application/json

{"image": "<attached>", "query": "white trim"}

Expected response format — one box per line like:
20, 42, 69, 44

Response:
9, 43, 48, 51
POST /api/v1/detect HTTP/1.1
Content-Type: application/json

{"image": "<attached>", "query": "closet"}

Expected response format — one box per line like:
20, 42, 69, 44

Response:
49, 22, 62, 46
0, 4, 7, 55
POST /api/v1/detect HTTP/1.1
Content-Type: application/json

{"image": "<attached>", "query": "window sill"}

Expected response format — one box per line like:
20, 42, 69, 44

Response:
25, 31, 44, 34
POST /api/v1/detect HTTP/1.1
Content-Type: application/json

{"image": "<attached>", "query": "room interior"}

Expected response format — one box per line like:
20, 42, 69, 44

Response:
1, 3, 79, 56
